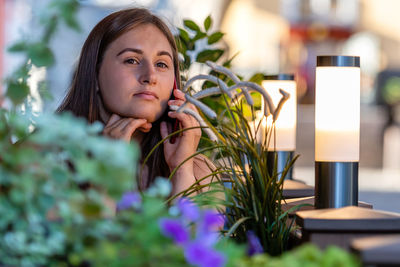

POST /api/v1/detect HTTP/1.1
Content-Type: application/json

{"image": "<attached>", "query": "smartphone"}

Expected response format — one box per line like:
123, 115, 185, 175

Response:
169, 79, 179, 144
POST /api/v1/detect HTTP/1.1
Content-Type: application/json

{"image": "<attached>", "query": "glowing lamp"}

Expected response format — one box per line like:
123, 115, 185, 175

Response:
262, 74, 297, 180
315, 56, 360, 208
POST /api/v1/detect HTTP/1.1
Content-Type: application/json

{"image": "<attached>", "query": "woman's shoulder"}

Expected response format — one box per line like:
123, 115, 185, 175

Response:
192, 154, 218, 182
193, 154, 215, 170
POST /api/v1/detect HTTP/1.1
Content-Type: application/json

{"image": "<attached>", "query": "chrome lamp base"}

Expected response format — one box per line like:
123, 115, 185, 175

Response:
315, 161, 358, 209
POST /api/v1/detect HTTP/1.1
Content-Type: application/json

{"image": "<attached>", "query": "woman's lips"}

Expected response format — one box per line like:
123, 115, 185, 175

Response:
134, 91, 158, 100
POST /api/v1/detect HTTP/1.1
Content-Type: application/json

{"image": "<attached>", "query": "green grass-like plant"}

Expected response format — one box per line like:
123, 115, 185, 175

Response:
201, 97, 298, 256
173, 16, 300, 255
162, 80, 299, 255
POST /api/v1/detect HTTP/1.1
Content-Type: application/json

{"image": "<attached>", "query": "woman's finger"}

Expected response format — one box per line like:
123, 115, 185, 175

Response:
120, 118, 146, 133
104, 117, 131, 133
168, 99, 185, 107
106, 114, 121, 126
171, 110, 201, 138
103, 115, 150, 142
185, 102, 199, 113
137, 122, 153, 133
121, 119, 149, 136
168, 111, 198, 130
173, 89, 186, 101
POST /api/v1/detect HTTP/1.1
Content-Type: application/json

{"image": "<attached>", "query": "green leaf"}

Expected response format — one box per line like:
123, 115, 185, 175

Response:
226, 217, 251, 236
27, 43, 55, 67
81, 201, 102, 218
14, 64, 31, 81
62, 13, 81, 32
204, 15, 212, 31
43, 16, 58, 43
196, 49, 224, 63
178, 28, 190, 43
54, 0, 81, 31
176, 38, 187, 55
207, 32, 224, 45
187, 41, 195, 51
192, 32, 207, 42
184, 19, 200, 32
6, 81, 30, 105
183, 54, 191, 70
8, 42, 28, 53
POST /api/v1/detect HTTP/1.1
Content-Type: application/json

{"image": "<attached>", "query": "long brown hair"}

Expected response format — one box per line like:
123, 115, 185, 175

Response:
57, 8, 181, 190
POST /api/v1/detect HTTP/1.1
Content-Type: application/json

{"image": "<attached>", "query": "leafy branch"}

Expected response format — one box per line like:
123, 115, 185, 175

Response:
3, 0, 80, 107
176, 15, 226, 73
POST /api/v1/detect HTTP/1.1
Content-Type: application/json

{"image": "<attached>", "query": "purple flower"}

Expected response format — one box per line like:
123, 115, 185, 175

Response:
194, 210, 225, 246
196, 231, 220, 247
201, 210, 225, 233
159, 218, 190, 245
116, 191, 141, 211
247, 231, 263, 256
177, 197, 200, 222
184, 241, 226, 267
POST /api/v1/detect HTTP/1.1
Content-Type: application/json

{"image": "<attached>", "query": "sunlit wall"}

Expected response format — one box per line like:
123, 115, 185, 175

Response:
221, 0, 289, 76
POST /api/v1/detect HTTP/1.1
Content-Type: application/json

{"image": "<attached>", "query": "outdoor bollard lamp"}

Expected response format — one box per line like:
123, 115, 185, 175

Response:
262, 74, 297, 180
315, 55, 360, 209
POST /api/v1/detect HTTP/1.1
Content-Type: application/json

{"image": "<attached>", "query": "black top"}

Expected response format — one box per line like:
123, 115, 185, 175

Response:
317, 56, 360, 67
264, 74, 295, 81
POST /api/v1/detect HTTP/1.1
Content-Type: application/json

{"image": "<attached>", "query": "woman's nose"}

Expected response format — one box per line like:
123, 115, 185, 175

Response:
139, 62, 157, 85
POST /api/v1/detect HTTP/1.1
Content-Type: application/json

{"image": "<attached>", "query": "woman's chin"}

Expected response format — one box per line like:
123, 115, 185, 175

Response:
113, 105, 164, 123
141, 116, 157, 124
116, 113, 157, 123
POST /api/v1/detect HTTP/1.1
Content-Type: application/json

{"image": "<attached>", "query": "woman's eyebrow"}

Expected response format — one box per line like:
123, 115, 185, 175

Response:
117, 48, 142, 56
116, 48, 172, 60
157, 51, 173, 60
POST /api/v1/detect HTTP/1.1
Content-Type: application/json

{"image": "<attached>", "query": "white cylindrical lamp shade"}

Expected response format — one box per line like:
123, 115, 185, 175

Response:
262, 74, 297, 151
315, 56, 360, 162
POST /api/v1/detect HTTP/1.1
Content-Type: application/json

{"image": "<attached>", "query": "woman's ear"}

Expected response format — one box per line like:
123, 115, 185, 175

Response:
97, 89, 111, 124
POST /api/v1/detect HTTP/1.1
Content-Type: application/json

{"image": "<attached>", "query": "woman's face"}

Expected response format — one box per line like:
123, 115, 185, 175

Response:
98, 23, 175, 123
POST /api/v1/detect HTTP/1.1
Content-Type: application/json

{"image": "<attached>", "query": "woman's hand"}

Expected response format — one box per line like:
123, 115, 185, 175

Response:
160, 89, 201, 184
103, 114, 152, 143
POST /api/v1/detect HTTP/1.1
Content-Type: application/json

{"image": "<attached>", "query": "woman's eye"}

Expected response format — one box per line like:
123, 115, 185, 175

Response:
124, 58, 138, 64
156, 62, 168, 68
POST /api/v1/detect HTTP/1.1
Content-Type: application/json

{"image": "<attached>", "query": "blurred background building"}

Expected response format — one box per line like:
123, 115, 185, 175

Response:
1, 0, 400, 211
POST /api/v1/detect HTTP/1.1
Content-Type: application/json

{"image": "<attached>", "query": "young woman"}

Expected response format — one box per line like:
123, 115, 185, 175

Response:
57, 8, 212, 195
